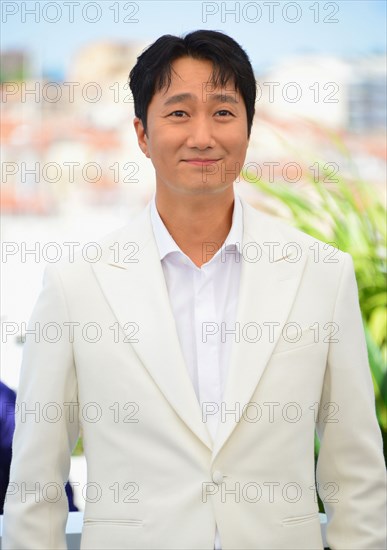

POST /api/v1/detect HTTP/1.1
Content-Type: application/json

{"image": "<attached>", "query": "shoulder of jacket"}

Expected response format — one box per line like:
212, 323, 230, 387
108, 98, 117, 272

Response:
42, 217, 142, 281
242, 199, 349, 265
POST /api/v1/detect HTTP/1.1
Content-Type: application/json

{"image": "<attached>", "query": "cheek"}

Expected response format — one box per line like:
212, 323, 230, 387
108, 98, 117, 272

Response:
148, 132, 176, 158
147, 137, 177, 174
229, 137, 249, 162
225, 125, 248, 148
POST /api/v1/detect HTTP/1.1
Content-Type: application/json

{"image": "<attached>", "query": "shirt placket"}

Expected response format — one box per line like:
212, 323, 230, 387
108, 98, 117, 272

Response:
194, 263, 221, 443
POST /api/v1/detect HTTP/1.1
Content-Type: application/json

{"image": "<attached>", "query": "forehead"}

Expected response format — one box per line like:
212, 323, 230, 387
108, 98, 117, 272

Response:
155, 56, 238, 100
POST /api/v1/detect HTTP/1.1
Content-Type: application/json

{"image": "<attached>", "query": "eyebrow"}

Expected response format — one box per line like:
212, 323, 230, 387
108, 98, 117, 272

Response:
163, 92, 239, 106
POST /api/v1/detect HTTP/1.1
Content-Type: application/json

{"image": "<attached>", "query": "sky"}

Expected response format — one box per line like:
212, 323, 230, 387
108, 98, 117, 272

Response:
1, 0, 386, 78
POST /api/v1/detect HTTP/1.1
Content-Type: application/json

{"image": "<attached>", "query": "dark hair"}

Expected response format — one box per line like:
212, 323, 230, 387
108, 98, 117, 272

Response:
128, 30, 256, 138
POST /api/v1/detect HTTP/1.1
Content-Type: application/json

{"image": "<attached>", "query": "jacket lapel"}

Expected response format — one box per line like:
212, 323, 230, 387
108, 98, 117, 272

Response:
92, 203, 213, 451
211, 200, 308, 461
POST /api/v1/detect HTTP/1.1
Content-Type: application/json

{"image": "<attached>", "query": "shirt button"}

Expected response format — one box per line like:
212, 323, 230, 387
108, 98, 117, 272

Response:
212, 470, 224, 485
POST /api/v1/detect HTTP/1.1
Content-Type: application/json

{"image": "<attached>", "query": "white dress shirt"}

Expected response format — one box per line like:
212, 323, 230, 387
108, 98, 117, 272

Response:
150, 191, 243, 550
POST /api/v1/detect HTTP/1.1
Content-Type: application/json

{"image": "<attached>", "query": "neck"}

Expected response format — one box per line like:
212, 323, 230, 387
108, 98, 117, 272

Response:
155, 188, 235, 268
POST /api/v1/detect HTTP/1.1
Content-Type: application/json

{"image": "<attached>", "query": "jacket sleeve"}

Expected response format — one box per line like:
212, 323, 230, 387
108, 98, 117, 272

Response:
2, 264, 79, 550
316, 252, 386, 549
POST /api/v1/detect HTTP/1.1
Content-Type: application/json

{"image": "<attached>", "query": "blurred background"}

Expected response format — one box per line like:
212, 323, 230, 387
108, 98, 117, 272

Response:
1, 0, 386, 513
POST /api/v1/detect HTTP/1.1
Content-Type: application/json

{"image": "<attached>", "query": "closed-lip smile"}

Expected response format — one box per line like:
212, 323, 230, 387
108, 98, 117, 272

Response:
183, 158, 221, 164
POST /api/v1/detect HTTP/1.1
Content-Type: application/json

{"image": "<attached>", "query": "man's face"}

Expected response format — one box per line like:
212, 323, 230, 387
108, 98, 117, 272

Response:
134, 56, 250, 196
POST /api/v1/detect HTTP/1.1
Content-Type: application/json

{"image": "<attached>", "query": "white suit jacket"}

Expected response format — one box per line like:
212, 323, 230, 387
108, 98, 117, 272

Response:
3, 197, 386, 550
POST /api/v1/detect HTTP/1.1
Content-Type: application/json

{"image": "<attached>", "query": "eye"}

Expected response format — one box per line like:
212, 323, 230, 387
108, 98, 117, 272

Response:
168, 111, 188, 117
215, 110, 234, 117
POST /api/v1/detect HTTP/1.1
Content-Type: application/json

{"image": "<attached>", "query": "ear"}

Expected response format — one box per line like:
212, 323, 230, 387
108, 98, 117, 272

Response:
133, 117, 151, 158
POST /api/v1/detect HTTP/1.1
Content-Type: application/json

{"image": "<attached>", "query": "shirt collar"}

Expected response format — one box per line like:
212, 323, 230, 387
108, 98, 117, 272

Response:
150, 191, 243, 262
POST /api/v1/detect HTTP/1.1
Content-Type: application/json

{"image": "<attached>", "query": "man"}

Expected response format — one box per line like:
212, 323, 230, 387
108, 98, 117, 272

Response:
2, 30, 386, 550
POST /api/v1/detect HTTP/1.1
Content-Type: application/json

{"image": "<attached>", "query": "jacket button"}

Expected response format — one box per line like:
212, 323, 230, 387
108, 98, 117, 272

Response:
212, 470, 224, 485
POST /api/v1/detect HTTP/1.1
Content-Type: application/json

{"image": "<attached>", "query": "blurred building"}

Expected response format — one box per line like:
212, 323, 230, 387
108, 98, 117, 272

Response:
256, 54, 386, 133
347, 56, 386, 133
67, 40, 147, 128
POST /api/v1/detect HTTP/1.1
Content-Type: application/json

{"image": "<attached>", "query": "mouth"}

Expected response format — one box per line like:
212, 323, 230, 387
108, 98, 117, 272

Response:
183, 159, 221, 166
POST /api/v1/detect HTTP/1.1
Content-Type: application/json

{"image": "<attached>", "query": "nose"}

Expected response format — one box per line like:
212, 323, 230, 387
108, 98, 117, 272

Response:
185, 115, 217, 150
